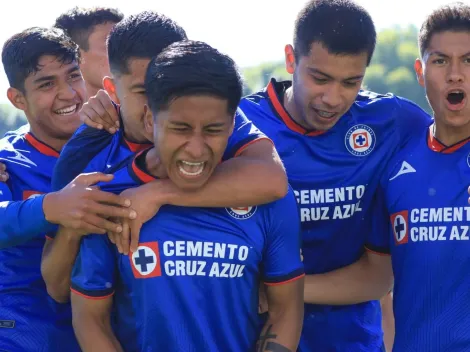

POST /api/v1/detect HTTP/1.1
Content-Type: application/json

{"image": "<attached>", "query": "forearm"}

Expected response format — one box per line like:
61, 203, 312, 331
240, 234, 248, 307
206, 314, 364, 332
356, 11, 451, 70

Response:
304, 256, 393, 305
258, 310, 302, 352
41, 227, 81, 303
74, 316, 123, 352
0, 196, 56, 248
156, 157, 287, 208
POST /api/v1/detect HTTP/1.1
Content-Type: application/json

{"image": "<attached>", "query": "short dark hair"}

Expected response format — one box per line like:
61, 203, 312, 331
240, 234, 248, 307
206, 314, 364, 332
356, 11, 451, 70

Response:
419, 2, 470, 57
294, 0, 376, 65
2, 27, 80, 92
145, 40, 242, 117
54, 7, 123, 51
108, 11, 187, 76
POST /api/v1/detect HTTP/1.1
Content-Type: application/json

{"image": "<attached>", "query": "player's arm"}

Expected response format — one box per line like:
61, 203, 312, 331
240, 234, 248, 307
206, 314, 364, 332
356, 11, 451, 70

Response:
70, 233, 122, 351
381, 292, 395, 352
259, 189, 305, 351
72, 294, 123, 352
258, 279, 304, 352
303, 250, 392, 305
304, 186, 393, 305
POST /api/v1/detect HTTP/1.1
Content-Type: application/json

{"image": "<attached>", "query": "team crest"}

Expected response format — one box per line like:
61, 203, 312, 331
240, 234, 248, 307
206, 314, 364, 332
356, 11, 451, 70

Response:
345, 124, 376, 156
390, 211, 409, 245
130, 242, 162, 279
226, 206, 257, 220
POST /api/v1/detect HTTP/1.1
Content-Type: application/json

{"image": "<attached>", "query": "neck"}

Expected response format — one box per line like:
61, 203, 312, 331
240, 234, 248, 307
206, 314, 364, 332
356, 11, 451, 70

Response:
144, 147, 168, 179
28, 125, 68, 152
283, 86, 308, 129
433, 120, 470, 146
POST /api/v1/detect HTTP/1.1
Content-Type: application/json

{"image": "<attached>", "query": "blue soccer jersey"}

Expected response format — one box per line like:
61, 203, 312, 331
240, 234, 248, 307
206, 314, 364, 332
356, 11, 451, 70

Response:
239, 79, 433, 351
0, 126, 79, 352
366, 126, 470, 351
52, 107, 268, 192
71, 148, 304, 352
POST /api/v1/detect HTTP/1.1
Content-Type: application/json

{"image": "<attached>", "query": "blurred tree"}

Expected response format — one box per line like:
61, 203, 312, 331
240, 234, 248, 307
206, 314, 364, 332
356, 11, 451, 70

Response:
0, 104, 26, 136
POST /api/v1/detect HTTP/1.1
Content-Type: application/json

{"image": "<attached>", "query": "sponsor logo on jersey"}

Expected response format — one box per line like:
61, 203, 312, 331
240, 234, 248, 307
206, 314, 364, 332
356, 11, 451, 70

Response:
130, 242, 162, 279
389, 161, 416, 181
345, 124, 376, 156
391, 211, 409, 245
226, 206, 257, 220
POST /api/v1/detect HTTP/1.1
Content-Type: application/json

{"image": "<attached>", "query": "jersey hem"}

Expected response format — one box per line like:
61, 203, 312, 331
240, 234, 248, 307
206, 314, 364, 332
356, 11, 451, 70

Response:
70, 285, 114, 300
264, 268, 305, 286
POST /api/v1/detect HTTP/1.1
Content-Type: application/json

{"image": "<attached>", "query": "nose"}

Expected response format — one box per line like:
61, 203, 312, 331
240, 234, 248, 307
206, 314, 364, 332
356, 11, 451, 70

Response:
185, 134, 206, 160
447, 61, 464, 84
321, 83, 342, 109
57, 82, 77, 101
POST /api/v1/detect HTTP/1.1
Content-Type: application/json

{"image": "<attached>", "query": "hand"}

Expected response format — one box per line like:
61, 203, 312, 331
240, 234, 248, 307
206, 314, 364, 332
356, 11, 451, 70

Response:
0, 162, 8, 182
108, 183, 163, 255
43, 172, 137, 235
80, 89, 120, 133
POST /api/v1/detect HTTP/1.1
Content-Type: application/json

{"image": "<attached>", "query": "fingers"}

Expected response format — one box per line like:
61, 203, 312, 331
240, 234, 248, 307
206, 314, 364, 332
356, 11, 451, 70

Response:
129, 220, 143, 253
82, 213, 123, 234
96, 90, 120, 129
74, 172, 114, 187
90, 202, 137, 220
118, 219, 131, 255
79, 90, 119, 133
89, 189, 132, 208
0, 163, 8, 182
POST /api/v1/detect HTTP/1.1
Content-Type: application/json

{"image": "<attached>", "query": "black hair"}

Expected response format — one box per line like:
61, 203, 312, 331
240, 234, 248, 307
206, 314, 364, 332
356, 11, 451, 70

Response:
54, 7, 123, 51
2, 27, 80, 92
107, 11, 187, 75
145, 40, 242, 116
294, 0, 376, 65
419, 2, 470, 57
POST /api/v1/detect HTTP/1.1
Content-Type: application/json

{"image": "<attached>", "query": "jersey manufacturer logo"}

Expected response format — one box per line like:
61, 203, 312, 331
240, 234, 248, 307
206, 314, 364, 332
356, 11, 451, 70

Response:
389, 161, 416, 181
130, 242, 162, 279
226, 206, 257, 220
22, 190, 43, 200
0, 142, 37, 168
344, 124, 376, 156
390, 211, 409, 245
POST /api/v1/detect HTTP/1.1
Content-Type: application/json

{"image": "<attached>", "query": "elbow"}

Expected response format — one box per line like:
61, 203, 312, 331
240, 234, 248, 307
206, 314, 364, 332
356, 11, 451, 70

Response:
266, 164, 289, 201
46, 284, 70, 303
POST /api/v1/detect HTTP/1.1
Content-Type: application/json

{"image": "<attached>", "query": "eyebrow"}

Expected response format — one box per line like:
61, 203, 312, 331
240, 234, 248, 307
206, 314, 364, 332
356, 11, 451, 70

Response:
33, 65, 80, 84
169, 121, 228, 128
428, 51, 470, 58
307, 67, 364, 81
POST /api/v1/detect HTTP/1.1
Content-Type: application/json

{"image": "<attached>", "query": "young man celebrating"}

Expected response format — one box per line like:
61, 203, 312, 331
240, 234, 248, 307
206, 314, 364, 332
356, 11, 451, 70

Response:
238, 0, 432, 351
0, 27, 135, 352
55, 6, 124, 97
42, 11, 288, 303
71, 40, 304, 352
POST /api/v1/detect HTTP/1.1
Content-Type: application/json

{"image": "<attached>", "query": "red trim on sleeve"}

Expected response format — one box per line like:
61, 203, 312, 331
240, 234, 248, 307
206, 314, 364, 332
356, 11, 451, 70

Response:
233, 137, 273, 157
70, 287, 114, 300
365, 246, 390, 257
264, 273, 305, 286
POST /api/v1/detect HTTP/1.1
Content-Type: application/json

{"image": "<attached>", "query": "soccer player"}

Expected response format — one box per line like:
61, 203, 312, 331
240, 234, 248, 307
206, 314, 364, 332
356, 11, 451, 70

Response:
237, 0, 433, 351
0, 27, 135, 352
71, 40, 304, 352
55, 7, 124, 97
43, 12, 287, 302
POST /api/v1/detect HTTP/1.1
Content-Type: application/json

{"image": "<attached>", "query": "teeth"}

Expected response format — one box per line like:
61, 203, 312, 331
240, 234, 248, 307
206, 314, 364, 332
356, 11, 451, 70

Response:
55, 105, 77, 115
317, 110, 336, 118
178, 161, 205, 177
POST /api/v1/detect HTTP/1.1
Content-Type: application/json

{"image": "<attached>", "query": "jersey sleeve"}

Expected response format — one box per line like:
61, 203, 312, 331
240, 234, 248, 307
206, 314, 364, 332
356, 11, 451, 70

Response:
71, 234, 116, 299
222, 108, 271, 161
364, 183, 391, 255
0, 193, 56, 248
262, 188, 305, 285
51, 124, 114, 191
395, 97, 433, 147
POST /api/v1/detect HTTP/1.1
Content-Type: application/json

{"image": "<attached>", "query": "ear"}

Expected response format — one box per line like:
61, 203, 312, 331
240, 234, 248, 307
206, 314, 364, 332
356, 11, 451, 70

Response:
414, 58, 425, 87
143, 104, 154, 140
7, 87, 27, 112
284, 44, 296, 75
103, 76, 119, 104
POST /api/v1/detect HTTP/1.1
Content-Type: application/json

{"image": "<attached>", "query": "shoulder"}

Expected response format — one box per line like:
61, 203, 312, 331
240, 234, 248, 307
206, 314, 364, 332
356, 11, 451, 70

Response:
97, 155, 140, 195
0, 126, 29, 156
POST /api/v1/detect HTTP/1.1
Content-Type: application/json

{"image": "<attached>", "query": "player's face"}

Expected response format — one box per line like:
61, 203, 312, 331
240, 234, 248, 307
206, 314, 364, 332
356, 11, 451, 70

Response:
112, 58, 151, 143
20, 55, 85, 139
289, 42, 367, 131
417, 30, 470, 130
153, 96, 234, 192
80, 22, 116, 92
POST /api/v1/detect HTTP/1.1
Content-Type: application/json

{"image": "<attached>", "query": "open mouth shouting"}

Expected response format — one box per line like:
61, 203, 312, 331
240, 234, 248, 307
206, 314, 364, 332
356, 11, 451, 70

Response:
445, 89, 467, 111
177, 160, 206, 177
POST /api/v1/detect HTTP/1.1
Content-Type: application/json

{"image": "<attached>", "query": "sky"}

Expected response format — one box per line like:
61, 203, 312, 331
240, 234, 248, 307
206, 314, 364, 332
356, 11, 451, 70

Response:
0, 0, 456, 103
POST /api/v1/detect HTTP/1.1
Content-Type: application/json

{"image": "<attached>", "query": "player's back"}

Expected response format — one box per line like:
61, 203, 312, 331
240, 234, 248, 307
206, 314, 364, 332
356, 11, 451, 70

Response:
72, 149, 303, 352
377, 127, 470, 351
0, 126, 79, 352
239, 79, 433, 350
